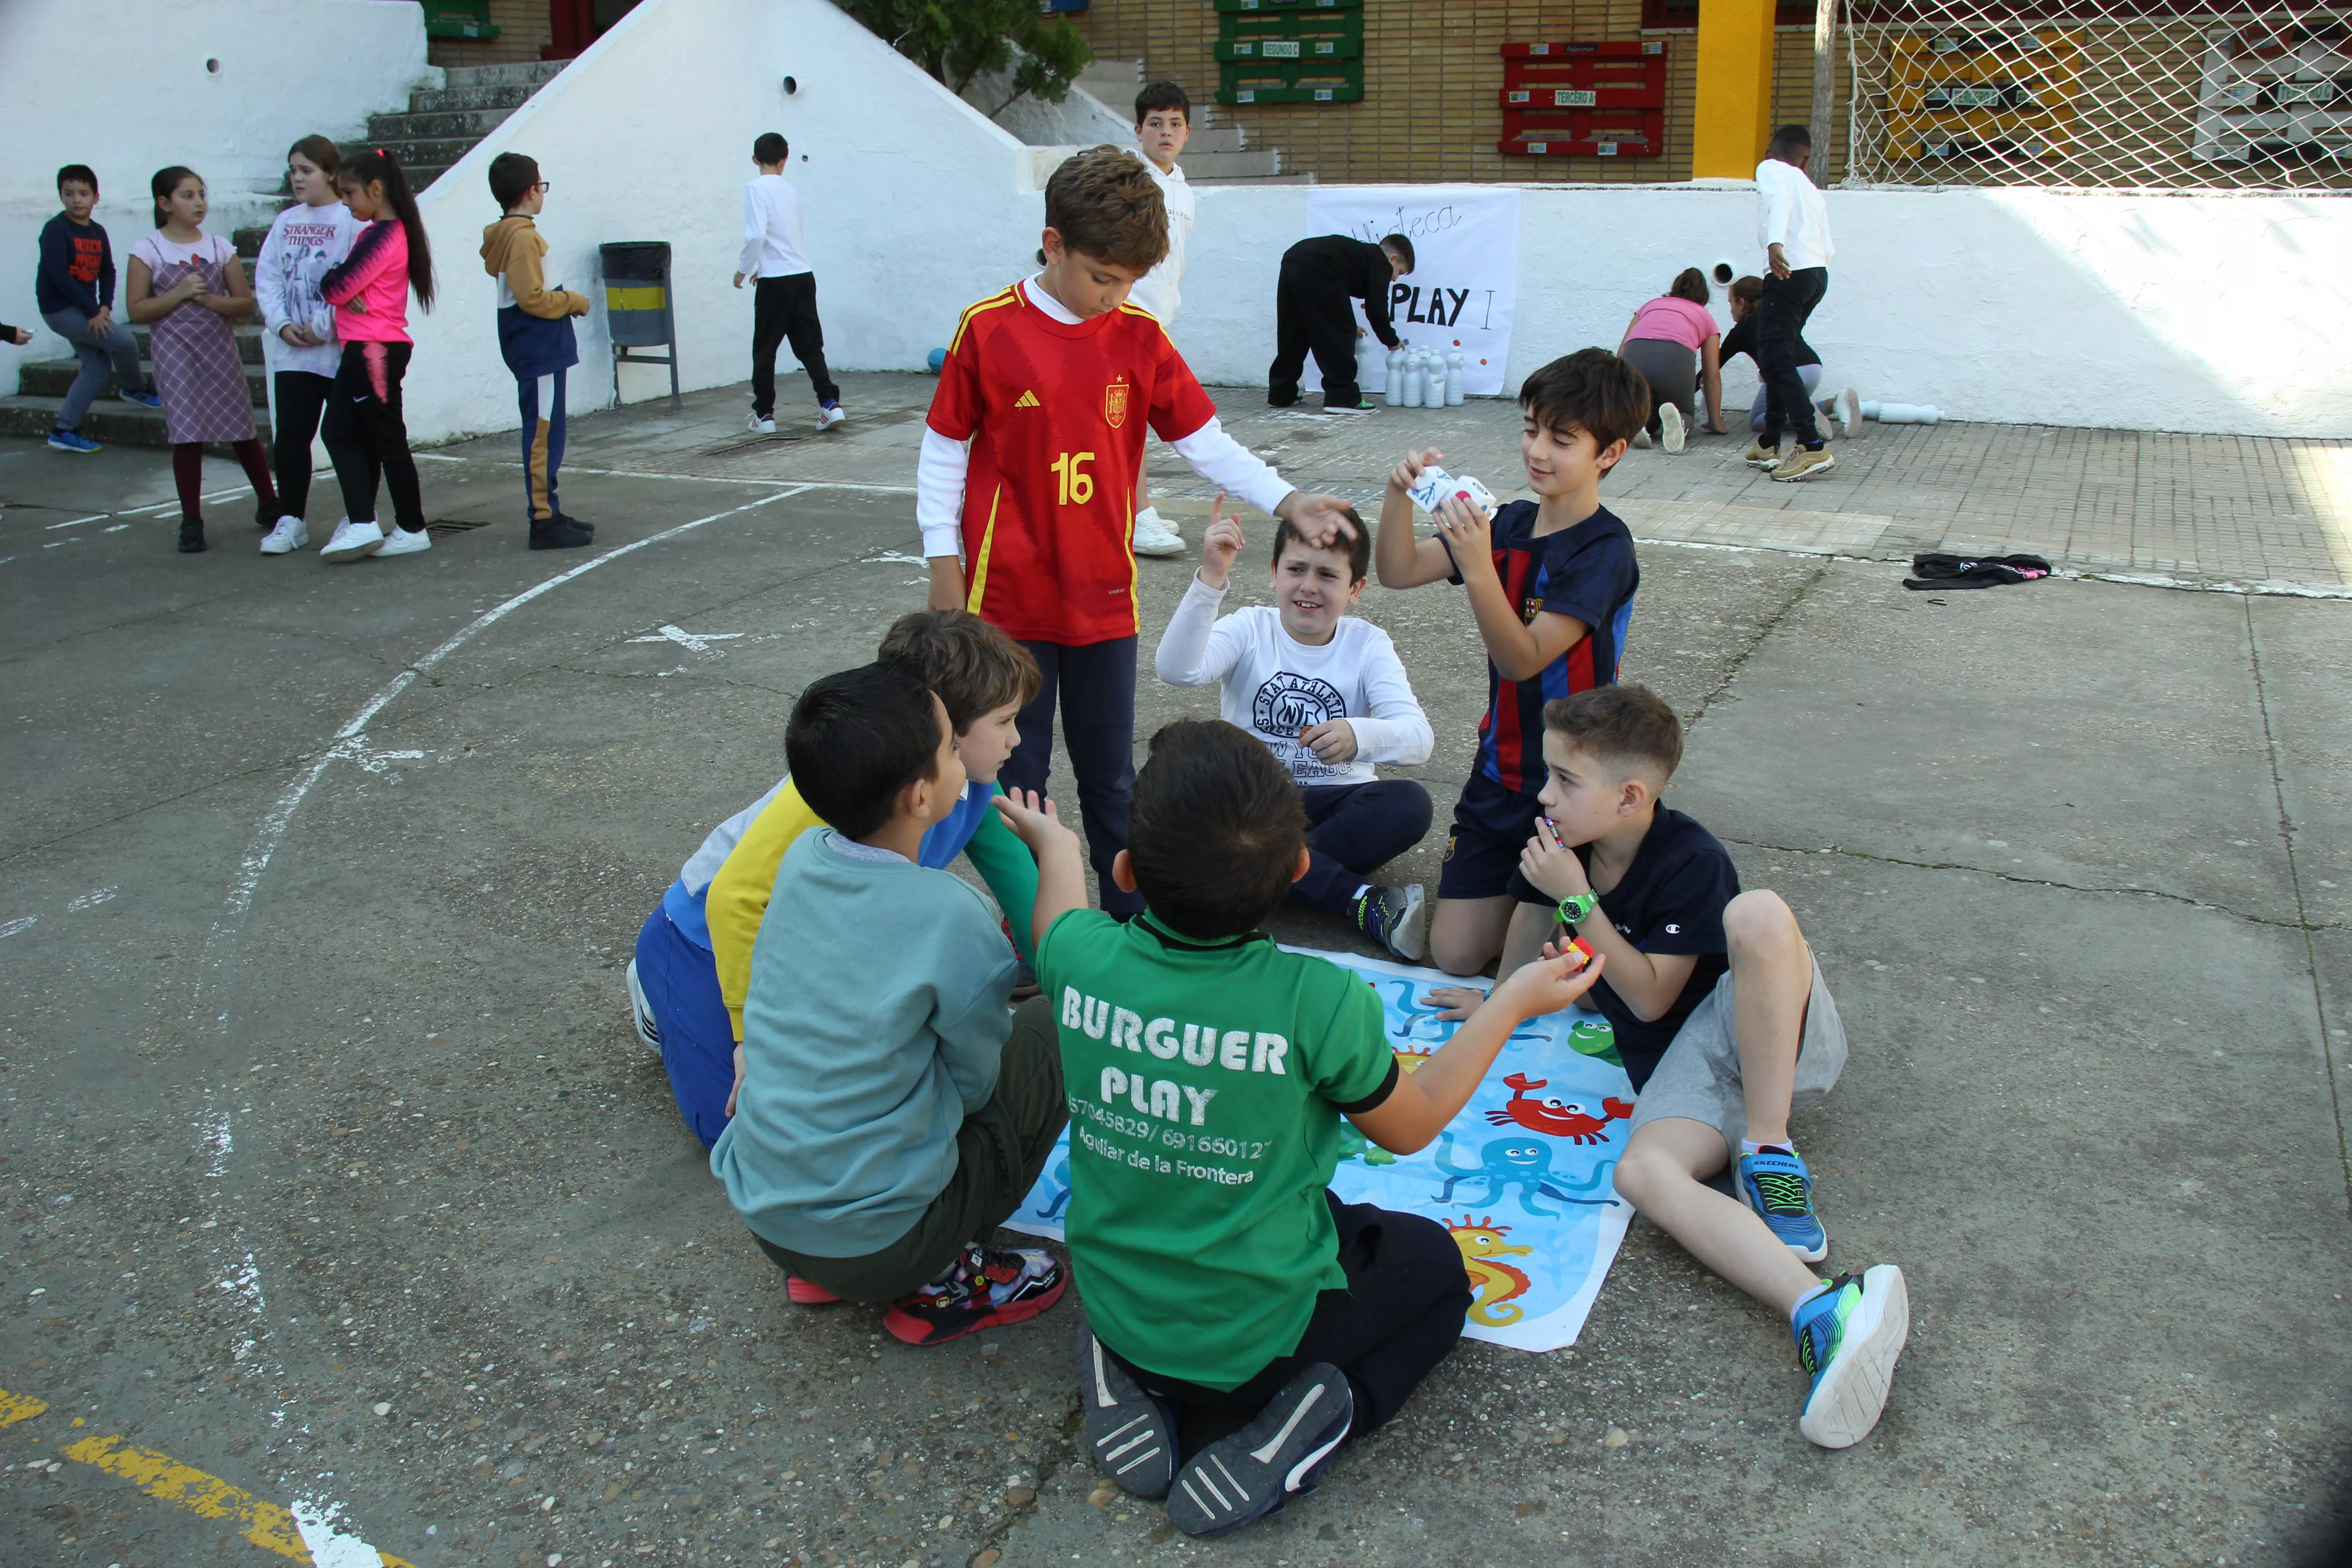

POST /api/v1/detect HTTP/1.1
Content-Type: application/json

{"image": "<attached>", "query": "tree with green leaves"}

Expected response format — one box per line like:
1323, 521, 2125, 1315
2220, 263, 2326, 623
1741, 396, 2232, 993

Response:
838, 0, 1093, 116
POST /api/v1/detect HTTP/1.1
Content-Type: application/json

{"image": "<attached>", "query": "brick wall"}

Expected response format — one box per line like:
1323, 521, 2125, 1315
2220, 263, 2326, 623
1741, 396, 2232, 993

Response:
426, 0, 554, 66
1073, 0, 1848, 184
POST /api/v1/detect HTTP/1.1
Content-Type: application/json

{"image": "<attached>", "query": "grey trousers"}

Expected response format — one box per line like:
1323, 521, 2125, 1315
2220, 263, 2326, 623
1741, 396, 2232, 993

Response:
43, 308, 147, 432
1620, 336, 1696, 440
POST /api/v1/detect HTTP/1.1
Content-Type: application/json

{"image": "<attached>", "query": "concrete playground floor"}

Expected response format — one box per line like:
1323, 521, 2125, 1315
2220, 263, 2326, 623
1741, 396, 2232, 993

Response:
2, 376, 2350, 1568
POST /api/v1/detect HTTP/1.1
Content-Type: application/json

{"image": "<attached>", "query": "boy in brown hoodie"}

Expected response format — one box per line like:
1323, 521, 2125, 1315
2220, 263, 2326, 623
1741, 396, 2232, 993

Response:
481, 152, 593, 550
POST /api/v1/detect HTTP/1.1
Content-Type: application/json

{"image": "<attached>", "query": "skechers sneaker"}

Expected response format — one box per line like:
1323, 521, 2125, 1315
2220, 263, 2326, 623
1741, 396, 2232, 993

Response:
372, 524, 432, 557
882, 1243, 1066, 1347
623, 957, 661, 1053
1739, 1146, 1828, 1261
118, 387, 163, 408
1351, 883, 1428, 962
815, 401, 847, 431
1659, 401, 1686, 454
1131, 509, 1185, 558
1078, 1325, 1178, 1499
259, 516, 310, 555
320, 518, 386, 562
1793, 1264, 1909, 1449
48, 428, 101, 454
1167, 1363, 1353, 1537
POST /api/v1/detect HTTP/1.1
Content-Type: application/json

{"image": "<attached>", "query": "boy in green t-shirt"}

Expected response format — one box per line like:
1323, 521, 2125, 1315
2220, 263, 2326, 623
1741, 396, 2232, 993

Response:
990, 719, 1608, 1537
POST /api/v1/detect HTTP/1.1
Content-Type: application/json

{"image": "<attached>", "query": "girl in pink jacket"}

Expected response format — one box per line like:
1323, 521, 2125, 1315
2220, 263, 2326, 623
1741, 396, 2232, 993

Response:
318, 148, 437, 563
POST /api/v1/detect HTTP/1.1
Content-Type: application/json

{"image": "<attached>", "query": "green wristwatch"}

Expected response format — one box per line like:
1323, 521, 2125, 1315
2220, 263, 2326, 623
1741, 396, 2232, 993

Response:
1555, 891, 1598, 927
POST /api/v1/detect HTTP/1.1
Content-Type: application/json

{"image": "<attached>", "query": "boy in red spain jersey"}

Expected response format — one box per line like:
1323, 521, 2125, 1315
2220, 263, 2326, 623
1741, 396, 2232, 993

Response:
921, 146, 1354, 913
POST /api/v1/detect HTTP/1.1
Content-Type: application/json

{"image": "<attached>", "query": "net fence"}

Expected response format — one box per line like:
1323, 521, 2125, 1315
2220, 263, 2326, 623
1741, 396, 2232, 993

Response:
1842, 1, 2352, 188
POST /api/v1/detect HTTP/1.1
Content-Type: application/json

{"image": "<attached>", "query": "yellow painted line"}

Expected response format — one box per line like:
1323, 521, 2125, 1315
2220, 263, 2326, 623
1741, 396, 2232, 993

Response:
0, 1389, 48, 1428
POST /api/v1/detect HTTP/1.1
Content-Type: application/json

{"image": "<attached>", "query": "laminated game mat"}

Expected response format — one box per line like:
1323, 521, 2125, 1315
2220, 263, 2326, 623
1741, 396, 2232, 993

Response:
1002, 947, 1638, 1352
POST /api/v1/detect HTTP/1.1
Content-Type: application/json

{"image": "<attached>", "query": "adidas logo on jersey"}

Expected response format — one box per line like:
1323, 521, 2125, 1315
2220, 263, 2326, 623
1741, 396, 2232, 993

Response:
1014, 390, 1041, 408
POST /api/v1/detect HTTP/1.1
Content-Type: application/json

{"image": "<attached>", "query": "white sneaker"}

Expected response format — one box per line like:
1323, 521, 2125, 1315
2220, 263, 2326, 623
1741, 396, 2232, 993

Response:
624, 957, 661, 1054
1131, 509, 1185, 558
748, 414, 777, 435
320, 518, 386, 562
259, 515, 309, 555
1834, 387, 1862, 438
373, 524, 432, 557
1659, 402, 1686, 454
1631, 428, 1653, 450
814, 402, 846, 431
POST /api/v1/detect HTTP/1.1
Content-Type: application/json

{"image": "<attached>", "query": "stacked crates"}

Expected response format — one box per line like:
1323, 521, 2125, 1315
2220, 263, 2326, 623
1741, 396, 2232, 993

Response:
1496, 41, 1668, 159
1886, 31, 2083, 163
1216, 0, 1364, 105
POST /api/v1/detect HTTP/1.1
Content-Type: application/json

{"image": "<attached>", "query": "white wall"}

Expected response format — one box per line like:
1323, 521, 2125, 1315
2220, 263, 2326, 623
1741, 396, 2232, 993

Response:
1174, 181, 2352, 438
964, 65, 1138, 152
398, 0, 1050, 442
0, 0, 432, 391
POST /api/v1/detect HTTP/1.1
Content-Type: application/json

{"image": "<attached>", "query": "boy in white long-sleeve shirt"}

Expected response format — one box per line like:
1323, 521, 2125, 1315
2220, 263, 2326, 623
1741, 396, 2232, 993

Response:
733, 131, 842, 434
1749, 124, 1837, 482
1156, 495, 1436, 958
1125, 80, 1198, 561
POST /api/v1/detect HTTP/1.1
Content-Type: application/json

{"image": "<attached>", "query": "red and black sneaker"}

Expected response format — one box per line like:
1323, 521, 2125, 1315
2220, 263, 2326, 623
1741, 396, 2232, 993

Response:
786, 1276, 843, 1306
883, 1243, 1066, 1347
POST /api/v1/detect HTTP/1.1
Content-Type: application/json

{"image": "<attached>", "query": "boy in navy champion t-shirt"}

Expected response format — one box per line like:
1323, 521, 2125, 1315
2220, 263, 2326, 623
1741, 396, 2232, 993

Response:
1373, 348, 1643, 982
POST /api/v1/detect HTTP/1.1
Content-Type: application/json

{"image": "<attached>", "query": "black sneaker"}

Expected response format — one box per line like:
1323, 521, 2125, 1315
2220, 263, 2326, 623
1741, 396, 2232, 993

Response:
1349, 883, 1428, 961
529, 516, 594, 551
882, 1243, 1065, 1348
555, 511, 593, 538
1166, 1363, 1352, 1537
1078, 1326, 1177, 1499
1322, 398, 1377, 415
178, 516, 206, 554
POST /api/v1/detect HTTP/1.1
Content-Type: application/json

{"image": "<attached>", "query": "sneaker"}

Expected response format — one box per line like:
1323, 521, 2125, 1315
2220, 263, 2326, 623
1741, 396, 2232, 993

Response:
259, 516, 309, 555
1793, 1264, 1909, 1449
178, 516, 206, 554
1739, 1147, 1828, 1261
881, 1242, 1066, 1348
554, 511, 593, 538
1131, 509, 1185, 559
1166, 1363, 1352, 1537
1833, 387, 1862, 438
748, 413, 776, 434
1351, 883, 1427, 962
1770, 443, 1836, 482
118, 387, 162, 409
373, 524, 432, 557
48, 428, 100, 454
1742, 440, 1781, 469
529, 516, 594, 551
1079, 1326, 1179, 1499
622, 956, 661, 1053
814, 401, 846, 431
320, 518, 386, 562
1659, 402, 1686, 454
1322, 398, 1376, 414
786, 1276, 843, 1306
1632, 428, 1653, 449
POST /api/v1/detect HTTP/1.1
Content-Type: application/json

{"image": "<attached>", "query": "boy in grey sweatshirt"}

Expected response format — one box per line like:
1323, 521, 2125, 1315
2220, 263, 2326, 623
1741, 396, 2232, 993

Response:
711, 661, 1069, 1347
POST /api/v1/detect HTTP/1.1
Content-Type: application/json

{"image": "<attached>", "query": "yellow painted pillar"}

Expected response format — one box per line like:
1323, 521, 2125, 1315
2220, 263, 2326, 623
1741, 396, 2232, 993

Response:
1690, 0, 1777, 178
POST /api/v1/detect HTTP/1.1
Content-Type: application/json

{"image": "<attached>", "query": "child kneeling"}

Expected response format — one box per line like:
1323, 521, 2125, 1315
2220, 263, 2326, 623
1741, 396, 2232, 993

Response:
711, 663, 1068, 1347
991, 719, 1607, 1535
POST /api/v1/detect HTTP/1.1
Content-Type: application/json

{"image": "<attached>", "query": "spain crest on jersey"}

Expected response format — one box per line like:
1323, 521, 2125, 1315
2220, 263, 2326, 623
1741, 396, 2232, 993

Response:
1105, 375, 1129, 430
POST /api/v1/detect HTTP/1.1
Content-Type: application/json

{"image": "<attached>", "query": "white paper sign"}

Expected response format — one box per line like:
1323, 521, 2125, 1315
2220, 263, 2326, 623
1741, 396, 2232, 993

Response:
1301, 186, 1523, 397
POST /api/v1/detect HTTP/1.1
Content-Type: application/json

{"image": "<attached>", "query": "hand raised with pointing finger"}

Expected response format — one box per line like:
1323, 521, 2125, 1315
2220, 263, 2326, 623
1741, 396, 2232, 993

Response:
1198, 491, 1244, 589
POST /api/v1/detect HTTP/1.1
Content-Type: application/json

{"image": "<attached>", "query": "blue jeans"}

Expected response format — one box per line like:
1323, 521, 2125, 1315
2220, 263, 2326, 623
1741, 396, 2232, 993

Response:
632, 903, 736, 1149
43, 307, 148, 432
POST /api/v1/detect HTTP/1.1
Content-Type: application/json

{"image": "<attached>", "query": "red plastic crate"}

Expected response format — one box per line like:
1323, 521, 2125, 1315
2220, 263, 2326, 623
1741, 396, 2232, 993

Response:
1499, 40, 1668, 157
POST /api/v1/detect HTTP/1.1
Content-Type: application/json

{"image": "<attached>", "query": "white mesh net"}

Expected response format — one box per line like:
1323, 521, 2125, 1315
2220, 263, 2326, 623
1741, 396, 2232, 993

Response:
1842, 2, 2352, 188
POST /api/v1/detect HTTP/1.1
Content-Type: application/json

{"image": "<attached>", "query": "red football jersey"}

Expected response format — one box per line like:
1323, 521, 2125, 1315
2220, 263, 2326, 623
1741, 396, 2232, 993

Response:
927, 282, 1218, 645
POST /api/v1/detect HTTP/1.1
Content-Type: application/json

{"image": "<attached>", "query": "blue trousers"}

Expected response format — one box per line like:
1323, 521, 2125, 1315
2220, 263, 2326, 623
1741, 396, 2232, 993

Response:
1002, 636, 1144, 916
516, 367, 567, 522
632, 905, 735, 1148
1293, 779, 1435, 911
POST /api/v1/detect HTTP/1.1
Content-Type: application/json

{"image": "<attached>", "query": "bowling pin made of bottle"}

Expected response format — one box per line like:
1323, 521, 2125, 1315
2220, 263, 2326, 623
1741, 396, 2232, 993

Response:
1386, 343, 1405, 407
1446, 346, 1467, 406
1409, 350, 1431, 408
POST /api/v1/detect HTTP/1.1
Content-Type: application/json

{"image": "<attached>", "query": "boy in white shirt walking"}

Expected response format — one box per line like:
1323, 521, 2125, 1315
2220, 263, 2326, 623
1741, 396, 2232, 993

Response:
1750, 124, 1836, 481
1127, 82, 1196, 560
1156, 495, 1436, 959
734, 132, 842, 434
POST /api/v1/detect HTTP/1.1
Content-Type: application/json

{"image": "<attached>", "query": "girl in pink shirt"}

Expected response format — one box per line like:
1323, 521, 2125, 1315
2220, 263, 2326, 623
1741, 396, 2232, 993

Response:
1617, 268, 1724, 455
318, 148, 437, 563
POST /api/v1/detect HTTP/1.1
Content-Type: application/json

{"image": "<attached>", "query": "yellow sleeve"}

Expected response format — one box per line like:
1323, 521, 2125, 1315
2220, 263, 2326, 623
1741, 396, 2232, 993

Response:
706, 779, 823, 1042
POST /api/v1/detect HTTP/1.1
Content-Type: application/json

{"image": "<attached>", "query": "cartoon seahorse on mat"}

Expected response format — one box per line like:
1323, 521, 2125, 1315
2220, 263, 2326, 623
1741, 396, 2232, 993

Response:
1447, 1213, 1534, 1327
1432, 1132, 1621, 1219
1484, 1074, 1635, 1144
1034, 1155, 1073, 1221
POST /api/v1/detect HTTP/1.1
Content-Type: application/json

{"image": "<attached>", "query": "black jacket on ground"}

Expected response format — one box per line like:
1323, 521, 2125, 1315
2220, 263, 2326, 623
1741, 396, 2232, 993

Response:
1279, 235, 1399, 349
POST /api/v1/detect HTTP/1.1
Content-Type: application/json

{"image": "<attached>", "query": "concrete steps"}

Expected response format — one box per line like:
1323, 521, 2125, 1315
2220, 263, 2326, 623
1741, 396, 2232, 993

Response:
4, 323, 267, 448
368, 60, 567, 191
1077, 58, 1305, 184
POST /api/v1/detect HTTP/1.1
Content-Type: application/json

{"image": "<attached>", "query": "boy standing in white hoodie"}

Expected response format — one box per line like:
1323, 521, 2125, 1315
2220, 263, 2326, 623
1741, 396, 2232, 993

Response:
735, 131, 842, 435
1155, 495, 1436, 959
253, 135, 362, 555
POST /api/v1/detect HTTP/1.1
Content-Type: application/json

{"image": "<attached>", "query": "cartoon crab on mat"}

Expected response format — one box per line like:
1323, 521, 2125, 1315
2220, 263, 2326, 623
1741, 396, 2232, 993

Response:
1432, 1132, 1620, 1219
1485, 1073, 1634, 1144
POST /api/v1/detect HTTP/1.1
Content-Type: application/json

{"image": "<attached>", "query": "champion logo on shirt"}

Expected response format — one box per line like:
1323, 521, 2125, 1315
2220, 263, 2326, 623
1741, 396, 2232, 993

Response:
1014, 390, 1041, 409
1664, 923, 1681, 934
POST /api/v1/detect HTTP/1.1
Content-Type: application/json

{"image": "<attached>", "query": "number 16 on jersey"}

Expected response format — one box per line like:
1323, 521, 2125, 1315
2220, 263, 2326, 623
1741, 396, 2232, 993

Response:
1049, 450, 1096, 506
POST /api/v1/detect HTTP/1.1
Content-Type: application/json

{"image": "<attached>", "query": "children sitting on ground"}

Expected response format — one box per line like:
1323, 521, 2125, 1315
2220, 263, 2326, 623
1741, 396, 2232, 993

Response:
1125, 81, 1197, 560
1267, 231, 1411, 414
1616, 267, 1724, 454
1374, 348, 1644, 983
736, 132, 843, 436
987, 719, 1608, 1536
318, 148, 436, 563
629, 610, 1043, 1148
712, 663, 1068, 1347
254, 136, 361, 557
40, 164, 162, 455
1153, 494, 1436, 959
1721, 275, 1859, 444
482, 151, 593, 551
921, 145, 1355, 916
1446, 685, 1909, 1448
125, 166, 279, 554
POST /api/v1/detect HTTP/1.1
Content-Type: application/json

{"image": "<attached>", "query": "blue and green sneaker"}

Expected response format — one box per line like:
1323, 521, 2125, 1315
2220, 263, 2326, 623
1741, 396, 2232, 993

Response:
1739, 1147, 1828, 1262
1792, 1264, 1909, 1448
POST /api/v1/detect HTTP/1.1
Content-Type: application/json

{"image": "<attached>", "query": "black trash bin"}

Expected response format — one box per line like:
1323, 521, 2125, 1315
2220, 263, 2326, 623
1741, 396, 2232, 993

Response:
599, 240, 681, 411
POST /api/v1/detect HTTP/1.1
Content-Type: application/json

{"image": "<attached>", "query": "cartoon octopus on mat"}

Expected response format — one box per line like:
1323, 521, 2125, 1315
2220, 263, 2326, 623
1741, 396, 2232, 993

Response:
1432, 1132, 1619, 1219
1485, 1073, 1634, 1144
1446, 1213, 1534, 1327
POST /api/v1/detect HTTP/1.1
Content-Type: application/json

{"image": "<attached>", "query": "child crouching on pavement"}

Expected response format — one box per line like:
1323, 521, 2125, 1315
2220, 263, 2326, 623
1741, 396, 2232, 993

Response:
1450, 684, 1909, 1448
989, 718, 1609, 1535
711, 662, 1068, 1347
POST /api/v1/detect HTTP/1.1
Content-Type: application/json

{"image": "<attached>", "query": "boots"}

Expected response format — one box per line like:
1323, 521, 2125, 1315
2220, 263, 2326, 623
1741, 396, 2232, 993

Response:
529, 515, 593, 551
178, 515, 206, 554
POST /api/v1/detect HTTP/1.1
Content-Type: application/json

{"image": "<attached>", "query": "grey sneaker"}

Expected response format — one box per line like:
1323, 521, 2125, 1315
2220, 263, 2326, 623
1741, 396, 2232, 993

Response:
1078, 1326, 1178, 1499
1167, 1363, 1353, 1537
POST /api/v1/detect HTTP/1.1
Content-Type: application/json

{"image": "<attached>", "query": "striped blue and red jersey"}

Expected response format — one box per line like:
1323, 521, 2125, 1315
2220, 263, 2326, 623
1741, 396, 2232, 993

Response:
1446, 500, 1639, 794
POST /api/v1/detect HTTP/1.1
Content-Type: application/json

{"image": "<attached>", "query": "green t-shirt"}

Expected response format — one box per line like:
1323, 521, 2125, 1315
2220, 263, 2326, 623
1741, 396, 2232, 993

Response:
1035, 909, 1397, 1390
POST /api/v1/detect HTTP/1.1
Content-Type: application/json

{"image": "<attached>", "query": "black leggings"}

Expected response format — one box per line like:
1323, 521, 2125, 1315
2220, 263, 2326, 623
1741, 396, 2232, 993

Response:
271, 370, 333, 521
321, 340, 425, 533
